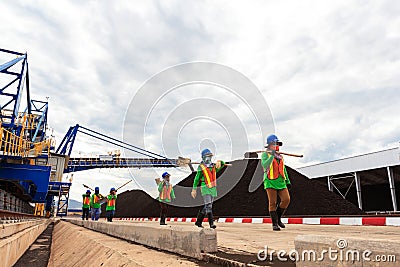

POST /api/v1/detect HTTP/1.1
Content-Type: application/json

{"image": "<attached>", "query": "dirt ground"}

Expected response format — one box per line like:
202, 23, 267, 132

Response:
14, 222, 54, 267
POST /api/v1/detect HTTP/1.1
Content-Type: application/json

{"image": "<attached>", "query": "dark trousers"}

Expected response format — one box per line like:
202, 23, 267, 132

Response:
160, 202, 169, 222
82, 207, 90, 220
107, 210, 115, 222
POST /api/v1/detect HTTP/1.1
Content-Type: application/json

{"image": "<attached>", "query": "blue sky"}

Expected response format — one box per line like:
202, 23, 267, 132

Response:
1, 0, 400, 201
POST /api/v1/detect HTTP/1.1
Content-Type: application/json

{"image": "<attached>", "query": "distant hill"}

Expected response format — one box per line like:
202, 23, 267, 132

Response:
68, 199, 82, 210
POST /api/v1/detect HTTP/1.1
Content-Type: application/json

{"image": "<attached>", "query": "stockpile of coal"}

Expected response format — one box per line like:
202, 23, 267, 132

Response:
112, 159, 363, 218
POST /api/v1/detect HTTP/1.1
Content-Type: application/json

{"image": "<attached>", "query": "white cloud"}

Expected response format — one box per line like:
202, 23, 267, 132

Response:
1, 0, 399, 201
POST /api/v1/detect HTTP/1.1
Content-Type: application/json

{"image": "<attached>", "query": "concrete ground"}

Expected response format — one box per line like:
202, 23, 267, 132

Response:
115, 220, 400, 266
216, 223, 400, 253
47, 220, 399, 266
48, 221, 218, 267
119, 221, 400, 254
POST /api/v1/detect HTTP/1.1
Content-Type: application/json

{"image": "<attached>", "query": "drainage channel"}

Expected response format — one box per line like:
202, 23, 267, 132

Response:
14, 222, 54, 267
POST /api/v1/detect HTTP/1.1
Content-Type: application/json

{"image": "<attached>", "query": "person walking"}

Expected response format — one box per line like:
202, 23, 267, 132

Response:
106, 187, 117, 222
90, 187, 104, 221
191, 148, 226, 229
81, 190, 91, 220
261, 134, 291, 231
156, 172, 175, 225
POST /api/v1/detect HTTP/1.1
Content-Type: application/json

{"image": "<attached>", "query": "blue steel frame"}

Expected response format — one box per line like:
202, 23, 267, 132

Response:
0, 48, 31, 129
56, 124, 171, 160
0, 162, 51, 202
0, 48, 49, 141
0, 48, 56, 213
1, 48, 178, 216
29, 100, 49, 142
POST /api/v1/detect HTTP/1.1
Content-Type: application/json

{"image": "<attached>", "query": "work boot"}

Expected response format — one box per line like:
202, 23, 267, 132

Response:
208, 213, 216, 229
195, 211, 205, 228
276, 207, 286, 228
160, 214, 167, 225
270, 211, 280, 231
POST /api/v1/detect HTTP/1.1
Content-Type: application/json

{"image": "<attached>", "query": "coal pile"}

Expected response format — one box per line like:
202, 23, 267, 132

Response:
113, 159, 363, 218
105, 190, 160, 217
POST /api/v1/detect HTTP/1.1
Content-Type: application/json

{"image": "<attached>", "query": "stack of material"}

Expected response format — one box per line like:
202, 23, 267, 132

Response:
112, 159, 363, 218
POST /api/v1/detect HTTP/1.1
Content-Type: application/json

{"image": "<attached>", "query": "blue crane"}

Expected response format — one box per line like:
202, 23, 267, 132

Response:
0, 48, 191, 217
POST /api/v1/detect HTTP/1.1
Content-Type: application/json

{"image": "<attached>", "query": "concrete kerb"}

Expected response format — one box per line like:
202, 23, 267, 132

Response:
63, 218, 217, 260
0, 219, 51, 267
294, 235, 400, 267
0, 219, 44, 239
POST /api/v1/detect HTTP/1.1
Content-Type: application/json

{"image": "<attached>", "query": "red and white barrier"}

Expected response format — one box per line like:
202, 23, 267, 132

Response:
115, 216, 400, 226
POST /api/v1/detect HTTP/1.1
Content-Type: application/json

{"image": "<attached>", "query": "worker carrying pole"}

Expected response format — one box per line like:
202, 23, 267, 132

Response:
261, 134, 292, 231
106, 187, 117, 222
191, 148, 229, 229
90, 187, 104, 221
155, 172, 176, 225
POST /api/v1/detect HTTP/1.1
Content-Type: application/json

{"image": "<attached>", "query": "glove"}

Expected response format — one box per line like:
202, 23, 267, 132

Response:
191, 189, 197, 199
216, 160, 222, 169
286, 183, 292, 190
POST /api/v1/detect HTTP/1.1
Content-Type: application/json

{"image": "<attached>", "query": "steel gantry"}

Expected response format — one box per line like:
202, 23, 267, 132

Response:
299, 147, 399, 213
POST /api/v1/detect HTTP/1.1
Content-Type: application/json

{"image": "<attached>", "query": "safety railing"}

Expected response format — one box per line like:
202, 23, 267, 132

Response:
17, 112, 41, 130
1, 110, 41, 130
67, 157, 179, 167
0, 122, 52, 157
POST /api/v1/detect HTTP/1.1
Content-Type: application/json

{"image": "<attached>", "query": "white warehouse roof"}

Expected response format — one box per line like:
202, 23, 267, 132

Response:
297, 146, 400, 179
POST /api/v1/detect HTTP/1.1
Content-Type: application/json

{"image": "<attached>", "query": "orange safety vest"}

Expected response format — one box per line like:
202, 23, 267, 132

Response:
93, 195, 100, 204
107, 197, 116, 207
159, 184, 172, 201
199, 164, 217, 188
83, 196, 90, 205
267, 157, 287, 180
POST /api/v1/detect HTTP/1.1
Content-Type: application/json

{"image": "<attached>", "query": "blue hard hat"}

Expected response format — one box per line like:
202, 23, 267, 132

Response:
95, 187, 99, 191
110, 187, 116, 192
162, 172, 170, 178
86, 190, 91, 194
266, 134, 283, 146
201, 148, 213, 158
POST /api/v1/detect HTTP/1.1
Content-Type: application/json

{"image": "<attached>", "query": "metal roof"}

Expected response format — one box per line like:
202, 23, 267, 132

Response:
297, 146, 400, 179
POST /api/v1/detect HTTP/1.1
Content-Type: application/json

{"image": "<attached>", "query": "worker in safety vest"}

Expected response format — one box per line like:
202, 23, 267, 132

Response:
90, 187, 104, 221
191, 148, 226, 229
262, 134, 291, 231
157, 172, 175, 225
106, 187, 117, 222
82, 190, 91, 220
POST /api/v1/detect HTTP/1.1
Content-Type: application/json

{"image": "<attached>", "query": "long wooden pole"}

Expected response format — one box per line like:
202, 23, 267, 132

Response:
116, 180, 133, 191
82, 183, 94, 191
253, 150, 304, 158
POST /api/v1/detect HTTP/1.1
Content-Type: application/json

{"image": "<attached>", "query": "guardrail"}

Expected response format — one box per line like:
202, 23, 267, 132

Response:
1, 110, 41, 130
68, 157, 178, 166
0, 122, 52, 157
